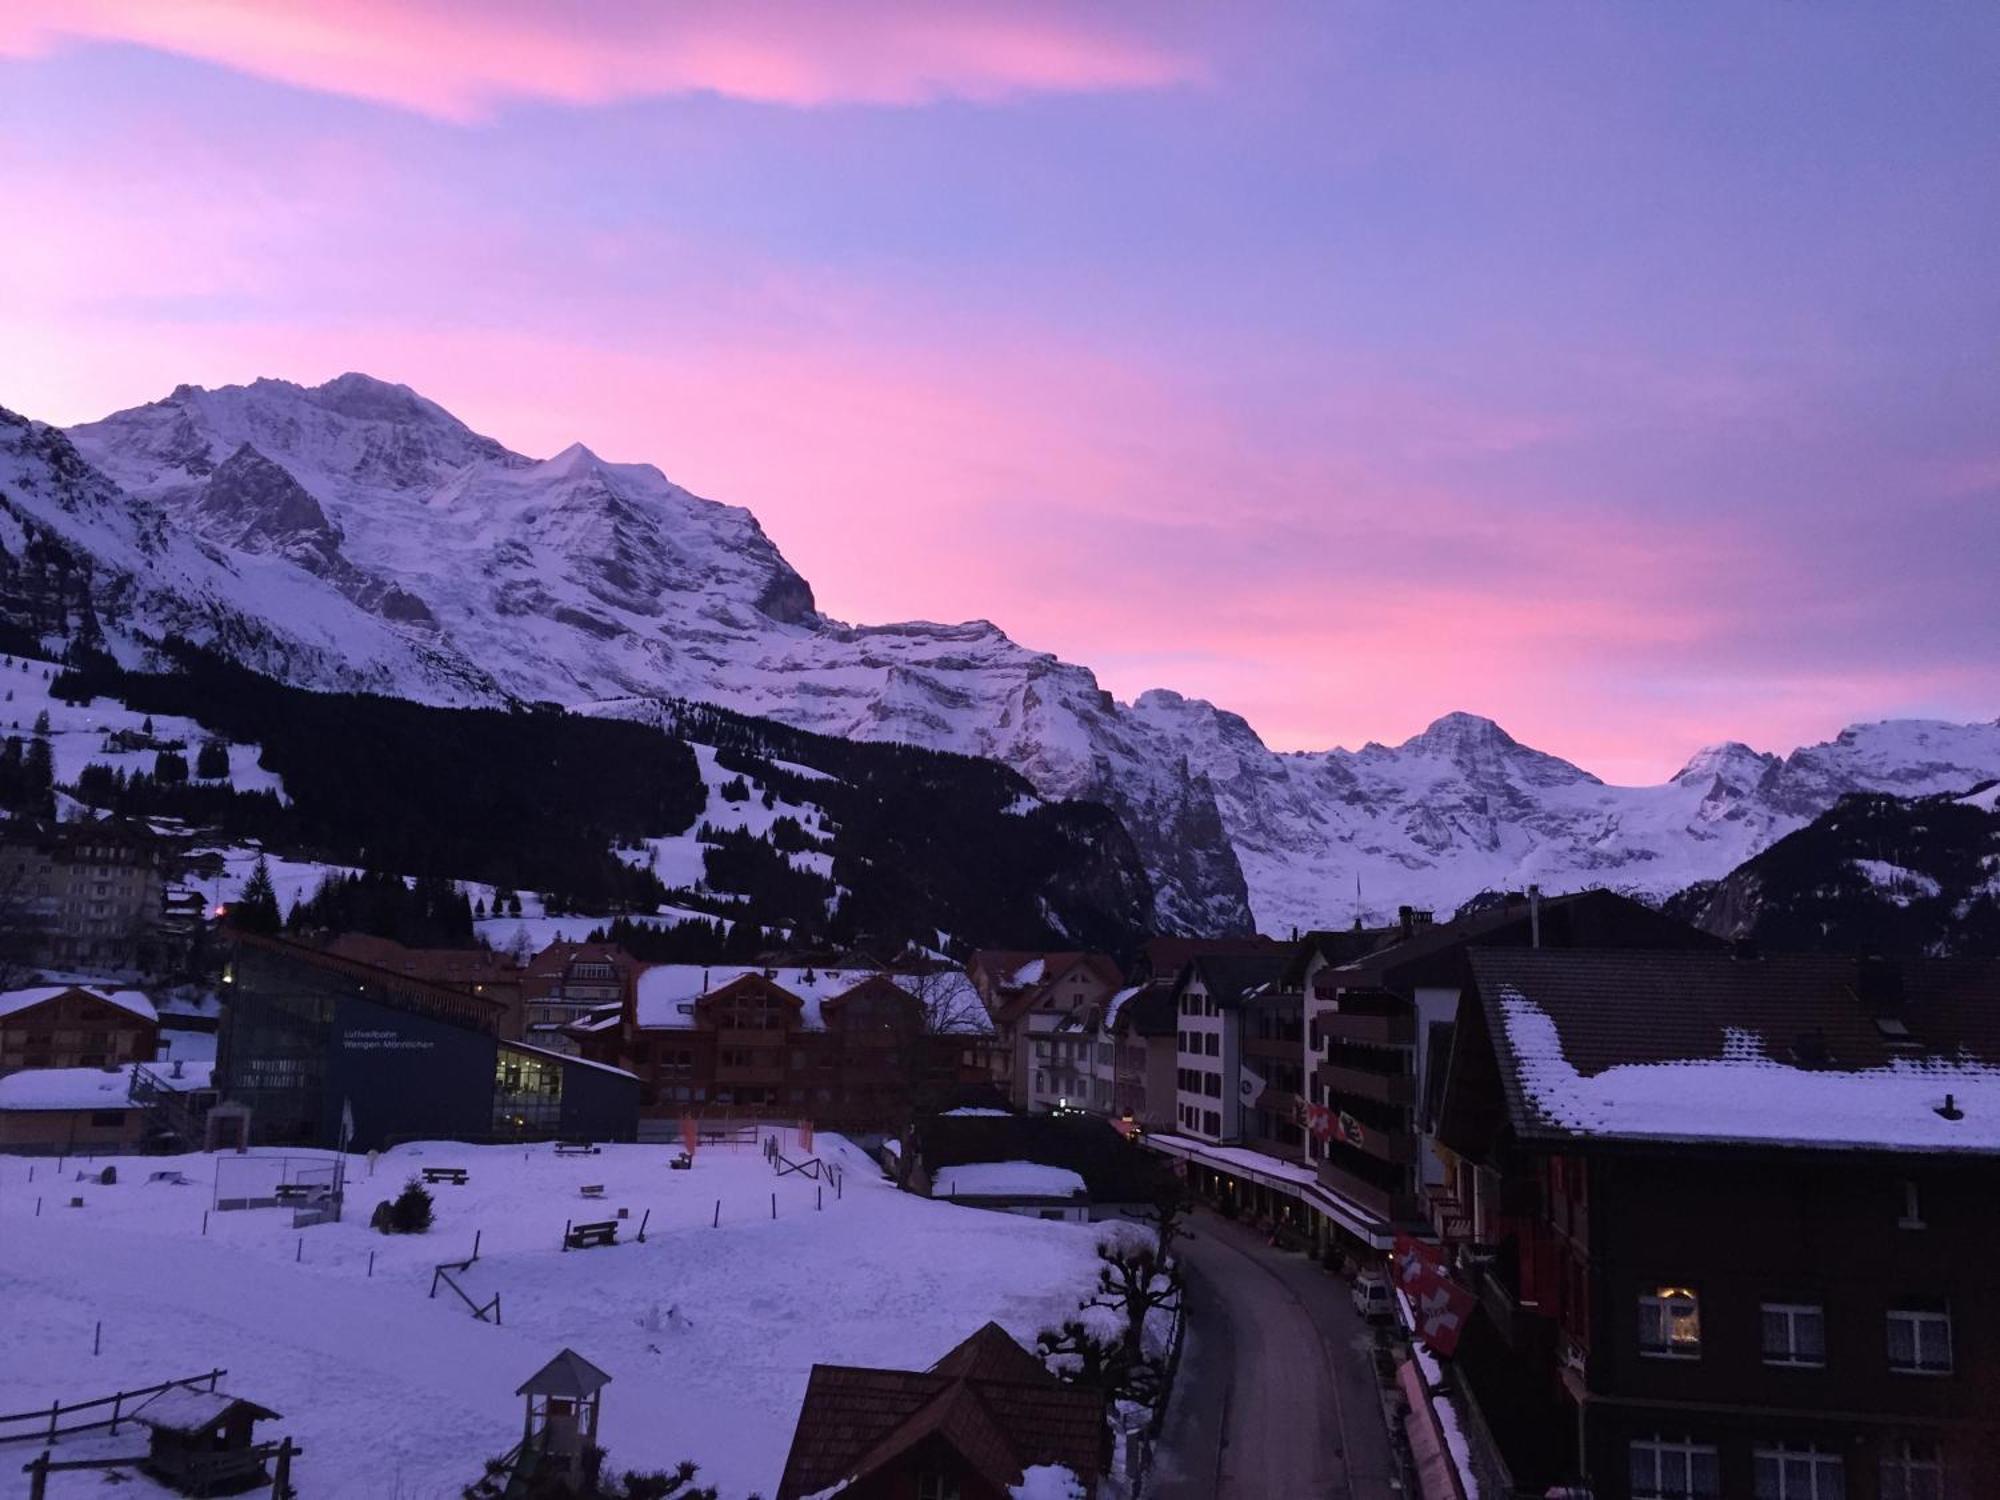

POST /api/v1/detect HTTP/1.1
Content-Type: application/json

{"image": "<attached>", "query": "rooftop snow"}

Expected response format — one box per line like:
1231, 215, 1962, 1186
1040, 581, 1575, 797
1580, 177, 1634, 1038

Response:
634, 965, 988, 1033
1498, 988, 2000, 1153
0, 1061, 212, 1111
933, 1162, 1087, 1200
0, 984, 157, 1024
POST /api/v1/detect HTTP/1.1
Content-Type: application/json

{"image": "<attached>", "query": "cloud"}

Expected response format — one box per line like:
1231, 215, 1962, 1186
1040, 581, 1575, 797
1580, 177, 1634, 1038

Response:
2, 0, 1201, 119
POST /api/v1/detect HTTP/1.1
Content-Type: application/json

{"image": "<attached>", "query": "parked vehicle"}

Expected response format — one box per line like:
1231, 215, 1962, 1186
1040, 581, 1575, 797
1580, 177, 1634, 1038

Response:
1351, 1266, 1394, 1320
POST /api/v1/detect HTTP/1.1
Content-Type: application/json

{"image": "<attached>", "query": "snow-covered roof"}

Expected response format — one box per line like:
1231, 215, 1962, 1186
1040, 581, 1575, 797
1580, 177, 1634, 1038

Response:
634, 965, 988, 1033
0, 1061, 213, 1111
940, 1107, 1011, 1118
933, 1161, 1087, 1200
0, 984, 157, 1024
1472, 949, 2000, 1154
133, 1386, 277, 1432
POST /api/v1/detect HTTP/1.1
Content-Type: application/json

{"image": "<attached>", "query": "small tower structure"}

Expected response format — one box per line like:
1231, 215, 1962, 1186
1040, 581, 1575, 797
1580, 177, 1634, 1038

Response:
516, 1348, 611, 1491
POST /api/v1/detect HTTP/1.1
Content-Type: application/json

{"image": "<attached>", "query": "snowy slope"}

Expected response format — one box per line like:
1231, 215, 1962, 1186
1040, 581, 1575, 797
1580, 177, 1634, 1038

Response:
2, 375, 1988, 935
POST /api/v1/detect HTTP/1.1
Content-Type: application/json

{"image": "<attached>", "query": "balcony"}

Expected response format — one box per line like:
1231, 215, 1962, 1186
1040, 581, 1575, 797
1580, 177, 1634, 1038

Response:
1313, 1162, 1426, 1228
717, 1026, 789, 1049
1315, 1011, 1414, 1048
715, 1061, 786, 1086
1318, 1062, 1415, 1107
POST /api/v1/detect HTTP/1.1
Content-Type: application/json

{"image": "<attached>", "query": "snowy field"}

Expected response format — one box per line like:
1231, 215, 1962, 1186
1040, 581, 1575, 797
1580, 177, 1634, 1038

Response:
0, 1133, 1108, 1498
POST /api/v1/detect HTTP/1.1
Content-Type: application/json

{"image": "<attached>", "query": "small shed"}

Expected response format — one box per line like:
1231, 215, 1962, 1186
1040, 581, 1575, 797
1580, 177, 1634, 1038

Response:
133, 1386, 280, 1495
517, 1347, 612, 1491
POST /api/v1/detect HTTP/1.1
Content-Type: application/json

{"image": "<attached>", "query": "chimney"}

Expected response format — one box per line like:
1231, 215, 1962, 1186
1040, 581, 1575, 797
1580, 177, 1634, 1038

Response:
1529, 885, 1542, 949
171, 1058, 184, 1079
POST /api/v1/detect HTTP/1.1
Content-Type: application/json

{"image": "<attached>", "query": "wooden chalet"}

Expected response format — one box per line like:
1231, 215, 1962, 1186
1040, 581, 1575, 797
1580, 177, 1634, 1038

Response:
774, 1323, 1105, 1499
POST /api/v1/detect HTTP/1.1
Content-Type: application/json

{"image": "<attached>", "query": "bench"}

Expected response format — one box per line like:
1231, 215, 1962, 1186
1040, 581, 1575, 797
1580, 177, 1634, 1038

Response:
669, 1152, 693, 1171
579, 1184, 606, 1200
554, 1141, 600, 1156
274, 1183, 325, 1203
421, 1167, 469, 1185
565, 1219, 618, 1250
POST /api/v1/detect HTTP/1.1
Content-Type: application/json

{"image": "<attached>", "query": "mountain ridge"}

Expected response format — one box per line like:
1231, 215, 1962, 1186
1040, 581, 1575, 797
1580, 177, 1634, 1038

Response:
4, 372, 1995, 934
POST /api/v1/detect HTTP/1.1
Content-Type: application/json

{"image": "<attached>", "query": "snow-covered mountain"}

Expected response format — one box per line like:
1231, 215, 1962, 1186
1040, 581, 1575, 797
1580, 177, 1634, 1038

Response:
4, 373, 1996, 935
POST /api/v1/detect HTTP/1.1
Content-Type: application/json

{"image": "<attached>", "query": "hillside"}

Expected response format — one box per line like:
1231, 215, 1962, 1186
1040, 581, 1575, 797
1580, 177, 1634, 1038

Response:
22, 646, 1154, 959
1669, 783, 2000, 957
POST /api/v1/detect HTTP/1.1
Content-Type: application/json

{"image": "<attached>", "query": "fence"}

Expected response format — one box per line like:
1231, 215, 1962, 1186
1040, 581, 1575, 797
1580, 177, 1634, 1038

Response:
0, 1370, 225, 1447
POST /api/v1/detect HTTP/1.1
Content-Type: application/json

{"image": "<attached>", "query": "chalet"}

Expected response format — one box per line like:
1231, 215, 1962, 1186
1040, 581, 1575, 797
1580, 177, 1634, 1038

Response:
967, 951, 1125, 1114
775, 1322, 1106, 1499
579, 963, 991, 1129
0, 983, 158, 1073
521, 941, 637, 1055
1433, 948, 2000, 1497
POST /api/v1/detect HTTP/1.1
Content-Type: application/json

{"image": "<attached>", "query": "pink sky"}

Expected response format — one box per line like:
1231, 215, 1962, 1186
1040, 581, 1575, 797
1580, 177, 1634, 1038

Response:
3, 3, 1997, 782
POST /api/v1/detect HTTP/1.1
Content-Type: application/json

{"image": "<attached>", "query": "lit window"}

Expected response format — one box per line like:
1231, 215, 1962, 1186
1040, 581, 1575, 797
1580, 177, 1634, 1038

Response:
1629, 1435, 1720, 1500
1887, 1301, 1952, 1374
1638, 1287, 1702, 1359
1754, 1444, 1844, 1500
1879, 1439, 1943, 1500
1761, 1303, 1826, 1368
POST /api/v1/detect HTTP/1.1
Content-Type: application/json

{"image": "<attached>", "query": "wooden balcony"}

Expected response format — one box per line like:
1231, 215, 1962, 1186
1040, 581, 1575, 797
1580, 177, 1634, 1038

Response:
1314, 1011, 1414, 1047
1318, 1062, 1415, 1107
717, 1026, 790, 1049
715, 1062, 786, 1086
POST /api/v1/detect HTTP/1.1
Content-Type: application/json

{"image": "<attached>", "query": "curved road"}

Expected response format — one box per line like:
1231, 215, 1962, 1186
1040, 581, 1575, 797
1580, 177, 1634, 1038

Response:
1150, 1210, 1400, 1500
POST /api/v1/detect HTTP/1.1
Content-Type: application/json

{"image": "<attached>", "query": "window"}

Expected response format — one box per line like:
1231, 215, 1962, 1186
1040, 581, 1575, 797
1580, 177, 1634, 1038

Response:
1761, 1303, 1826, 1368
1629, 1436, 1720, 1499
917, 1474, 961, 1500
1202, 1109, 1220, 1136
1754, 1444, 1844, 1500
1879, 1439, 1944, 1500
1898, 1178, 1925, 1230
1204, 1032, 1220, 1057
1887, 1301, 1952, 1374
1638, 1287, 1702, 1359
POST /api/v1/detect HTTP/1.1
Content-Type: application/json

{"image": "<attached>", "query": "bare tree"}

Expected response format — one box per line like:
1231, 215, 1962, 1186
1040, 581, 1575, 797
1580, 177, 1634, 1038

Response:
880, 961, 993, 1182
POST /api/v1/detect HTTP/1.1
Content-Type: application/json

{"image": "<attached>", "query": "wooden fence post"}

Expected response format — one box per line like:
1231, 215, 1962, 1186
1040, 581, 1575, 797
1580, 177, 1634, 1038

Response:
26, 1449, 50, 1500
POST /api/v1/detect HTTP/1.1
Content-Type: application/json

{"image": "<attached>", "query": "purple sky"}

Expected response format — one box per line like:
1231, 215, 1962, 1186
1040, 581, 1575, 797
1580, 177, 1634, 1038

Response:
3, 2, 1996, 781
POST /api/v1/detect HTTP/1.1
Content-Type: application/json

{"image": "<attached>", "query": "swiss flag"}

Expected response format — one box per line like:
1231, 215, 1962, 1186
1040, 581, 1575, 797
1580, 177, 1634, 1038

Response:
1412, 1274, 1476, 1356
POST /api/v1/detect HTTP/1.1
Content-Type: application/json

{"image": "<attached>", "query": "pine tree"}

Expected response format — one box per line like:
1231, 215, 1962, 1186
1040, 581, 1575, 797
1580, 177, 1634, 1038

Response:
196, 739, 230, 779
234, 856, 283, 935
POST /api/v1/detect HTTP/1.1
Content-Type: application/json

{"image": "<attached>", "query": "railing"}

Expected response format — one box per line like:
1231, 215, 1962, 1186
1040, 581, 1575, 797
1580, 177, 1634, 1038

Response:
127, 1063, 205, 1149
430, 1243, 502, 1324
0, 1369, 225, 1446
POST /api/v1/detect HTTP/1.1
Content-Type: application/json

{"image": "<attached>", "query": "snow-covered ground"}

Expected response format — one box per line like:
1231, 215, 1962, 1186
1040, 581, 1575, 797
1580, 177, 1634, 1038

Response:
1, 654, 285, 800
617, 742, 837, 896
0, 1133, 1108, 1498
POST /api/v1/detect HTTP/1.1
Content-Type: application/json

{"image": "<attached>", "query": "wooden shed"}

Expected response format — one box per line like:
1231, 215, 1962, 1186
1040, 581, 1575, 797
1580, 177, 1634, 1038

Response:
132, 1386, 281, 1496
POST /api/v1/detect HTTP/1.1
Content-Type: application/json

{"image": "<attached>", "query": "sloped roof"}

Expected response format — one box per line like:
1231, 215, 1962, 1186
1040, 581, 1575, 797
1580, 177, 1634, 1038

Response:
0, 984, 157, 1024
774, 1325, 1103, 1500
930, 1322, 1058, 1384
132, 1387, 278, 1434
1333, 889, 1717, 994
1111, 980, 1177, 1038
1470, 948, 2000, 1153
516, 1348, 613, 1399
1175, 952, 1294, 1009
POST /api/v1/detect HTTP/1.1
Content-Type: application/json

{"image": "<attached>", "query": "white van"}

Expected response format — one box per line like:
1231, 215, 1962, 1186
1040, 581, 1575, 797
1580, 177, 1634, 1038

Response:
1351, 1267, 1394, 1320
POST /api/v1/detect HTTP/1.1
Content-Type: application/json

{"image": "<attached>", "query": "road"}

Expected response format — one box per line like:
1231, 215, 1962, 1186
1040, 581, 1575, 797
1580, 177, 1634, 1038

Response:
1150, 1210, 1401, 1500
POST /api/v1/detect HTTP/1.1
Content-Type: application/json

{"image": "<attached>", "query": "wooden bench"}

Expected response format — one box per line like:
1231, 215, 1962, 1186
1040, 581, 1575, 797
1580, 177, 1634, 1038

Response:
564, 1219, 618, 1250
579, 1184, 606, 1200
554, 1141, 600, 1156
421, 1167, 469, 1185
273, 1183, 324, 1203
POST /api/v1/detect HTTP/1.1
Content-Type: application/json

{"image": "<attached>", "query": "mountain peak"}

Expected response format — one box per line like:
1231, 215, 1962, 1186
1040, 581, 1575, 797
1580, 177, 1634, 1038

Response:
1405, 710, 1517, 753
1673, 740, 1776, 786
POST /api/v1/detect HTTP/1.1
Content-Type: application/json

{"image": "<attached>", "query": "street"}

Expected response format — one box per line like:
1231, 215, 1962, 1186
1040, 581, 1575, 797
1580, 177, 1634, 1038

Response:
1151, 1209, 1401, 1500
